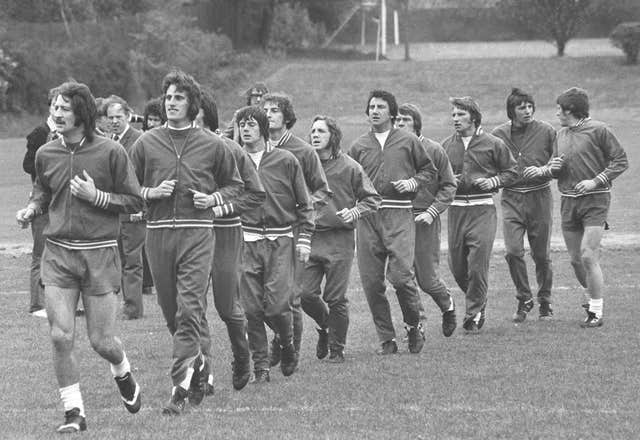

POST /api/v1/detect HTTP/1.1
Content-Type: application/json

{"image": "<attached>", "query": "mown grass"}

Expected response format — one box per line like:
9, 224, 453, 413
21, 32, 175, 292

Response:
1, 247, 639, 439
1, 51, 639, 439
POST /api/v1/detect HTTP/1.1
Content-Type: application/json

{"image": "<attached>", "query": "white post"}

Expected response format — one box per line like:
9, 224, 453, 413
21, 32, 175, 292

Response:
380, 0, 387, 57
393, 9, 399, 46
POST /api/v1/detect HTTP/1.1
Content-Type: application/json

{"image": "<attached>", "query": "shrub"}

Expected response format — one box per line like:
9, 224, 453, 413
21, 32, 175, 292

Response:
610, 22, 640, 64
268, 3, 326, 51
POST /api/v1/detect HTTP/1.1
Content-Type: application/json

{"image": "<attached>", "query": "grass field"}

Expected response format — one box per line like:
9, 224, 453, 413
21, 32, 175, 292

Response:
1, 45, 640, 439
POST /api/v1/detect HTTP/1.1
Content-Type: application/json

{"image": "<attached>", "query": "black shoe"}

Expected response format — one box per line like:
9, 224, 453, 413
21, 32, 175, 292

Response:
251, 369, 270, 384
442, 301, 457, 337
188, 356, 206, 406
269, 334, 281, 367
463, 320, 480, 335
539, 303, 554, 320
406, 323, 425, 354
580, 311, 603, 328
280, 343, 298, 377
232, 358, 251, 390
316, 328, 329, 360
56, 408, 86, 433
115, 371, 141, 414
376, 339, 398, 355
327, 348, 345, 363
162, 386, 188, 415
513, 299, 534, 323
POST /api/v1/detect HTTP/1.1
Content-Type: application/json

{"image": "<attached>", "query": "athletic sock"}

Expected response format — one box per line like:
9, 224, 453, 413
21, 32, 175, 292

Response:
59, 383, 85, 417
446, 296, 455, 312
588, 298, 603, 318
473, 312, 482, 324
110, 352, 131, 378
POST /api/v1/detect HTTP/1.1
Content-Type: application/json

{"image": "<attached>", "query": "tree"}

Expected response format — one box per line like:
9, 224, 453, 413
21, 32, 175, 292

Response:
610, 22, 640, 64
498, 0, 590, 56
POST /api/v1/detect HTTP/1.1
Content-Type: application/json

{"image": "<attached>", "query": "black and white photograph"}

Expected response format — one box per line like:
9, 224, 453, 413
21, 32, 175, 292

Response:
0, 0, 638, 438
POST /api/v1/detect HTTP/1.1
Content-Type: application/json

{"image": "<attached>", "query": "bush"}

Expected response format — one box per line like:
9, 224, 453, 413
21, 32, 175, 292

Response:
610, 22, 640, 64
268, 3, 326, 51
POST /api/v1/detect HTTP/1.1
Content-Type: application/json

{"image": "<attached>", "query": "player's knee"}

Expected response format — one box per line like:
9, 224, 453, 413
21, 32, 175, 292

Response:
88, 333, 113, 356
504, 248, 525, 260
50, 326, 74, 351
581, 247, 599, 267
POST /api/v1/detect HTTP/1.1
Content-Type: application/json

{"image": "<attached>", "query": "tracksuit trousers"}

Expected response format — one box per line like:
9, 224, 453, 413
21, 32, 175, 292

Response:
146, 228, 213, 386
447, 204, 497, 323
501, 187, 553, 304
200, 220, 250, 366
414, 215, 453, 313
356, 208, 421, 343
300, 229, 354, 351
240, 236, 294, 372
29, 212, 47, 312
118, 221, 146, 318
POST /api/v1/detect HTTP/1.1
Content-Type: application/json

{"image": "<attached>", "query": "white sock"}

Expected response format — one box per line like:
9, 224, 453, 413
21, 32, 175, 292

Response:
110, 352, 131, 378
446, 296, 455, 312
59, 383, 85, 417
589, 298, 603, 318
473, 312, 482, 324
179, 367, 194, 390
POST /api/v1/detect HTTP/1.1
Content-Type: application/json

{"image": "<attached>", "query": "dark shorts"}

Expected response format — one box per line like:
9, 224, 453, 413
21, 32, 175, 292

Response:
560, 193, 610, 232
41, 241, 121, 295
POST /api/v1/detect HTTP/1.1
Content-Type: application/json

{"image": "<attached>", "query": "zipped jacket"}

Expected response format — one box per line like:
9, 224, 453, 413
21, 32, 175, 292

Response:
130, 125, 244, 228
29, 135, 143, 241
553, 119, 628, 197
412, 136, 457, 218
442, 128, 518, 196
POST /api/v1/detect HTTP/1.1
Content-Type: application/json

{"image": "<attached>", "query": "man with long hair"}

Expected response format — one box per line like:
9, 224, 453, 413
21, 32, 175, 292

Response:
130, 70, 243, 414
301, 115, 380, 362
16, 81, 144, 433
236, 106, 314, 383
262, 92, 330, 366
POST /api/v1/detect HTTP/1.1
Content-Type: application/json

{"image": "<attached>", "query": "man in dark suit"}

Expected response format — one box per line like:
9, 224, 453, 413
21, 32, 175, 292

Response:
107, 95, 145, 319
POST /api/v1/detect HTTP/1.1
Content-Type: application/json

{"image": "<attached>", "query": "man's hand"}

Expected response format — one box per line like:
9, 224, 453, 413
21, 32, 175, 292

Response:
415, 211, 435, 225
148, 180, 177, 200
190, 189, 215, 209
472, 177, 495, 191
16, 207, 35, 229
548, 155, 565, 173
453, 173, 463, 185
296, 244, 310, 263
390, 178, 417, 193
336, 207, 358, 224
522, 166, 545, 180
70, 170, 97, 202
575, 179, 597, 195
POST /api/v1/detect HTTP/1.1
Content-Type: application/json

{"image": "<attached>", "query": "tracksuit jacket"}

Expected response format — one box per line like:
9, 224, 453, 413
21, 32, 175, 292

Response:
130, 124, 244, 227
212, 135, 266, 223
442, 128, 518, 196
29, 135, 143, 245
412, 136, 457, 216
552, 119, 628, 197
241, 146, 314, 248
272, 130, 331, 207
348, 128, 436, 207
492, 119, 556, 192
314, 152, 380, 232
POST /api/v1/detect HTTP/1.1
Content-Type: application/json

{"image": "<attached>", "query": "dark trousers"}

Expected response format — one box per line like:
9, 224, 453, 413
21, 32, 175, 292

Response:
356, 209, 421, 343
414, 216, 453, 313
300, 229, 354, 350
118, 221, 146, 318
146, 228, 213, 386
29, 213, 47, 312
501, 188, 553, 304
240, 237, 294, 372
201, 225, 250, 365
447, 205, 497, 322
